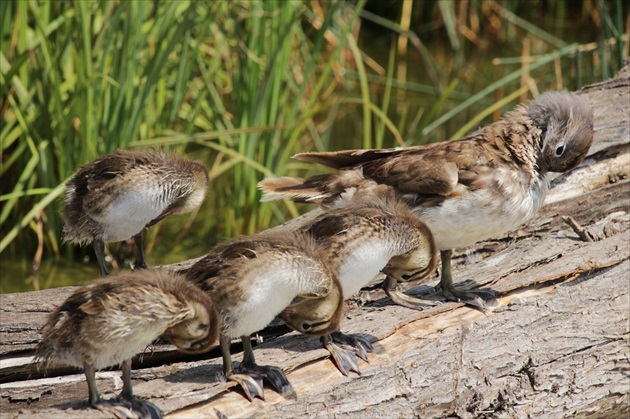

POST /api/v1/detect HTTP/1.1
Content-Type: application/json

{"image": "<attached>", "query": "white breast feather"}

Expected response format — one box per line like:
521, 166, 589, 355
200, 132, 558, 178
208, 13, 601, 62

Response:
224, 265, 308, 338
338, 242, 394, 297
417, 170, 548, 250
97, 189, 167, 242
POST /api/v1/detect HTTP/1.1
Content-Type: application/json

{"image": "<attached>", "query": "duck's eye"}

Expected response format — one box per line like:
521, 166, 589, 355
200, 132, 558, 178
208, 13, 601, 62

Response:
401, 273, 413, 280
555, 144, 565, 156
301, 323, 312, 331
197, 324, 208, 332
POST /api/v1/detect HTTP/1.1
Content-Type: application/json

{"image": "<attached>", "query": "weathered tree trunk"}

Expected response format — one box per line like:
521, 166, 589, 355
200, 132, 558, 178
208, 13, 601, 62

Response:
1, 62, 628, 419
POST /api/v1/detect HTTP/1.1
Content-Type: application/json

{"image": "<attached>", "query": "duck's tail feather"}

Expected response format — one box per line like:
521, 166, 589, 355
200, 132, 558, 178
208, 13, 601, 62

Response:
257, 175, 333, 203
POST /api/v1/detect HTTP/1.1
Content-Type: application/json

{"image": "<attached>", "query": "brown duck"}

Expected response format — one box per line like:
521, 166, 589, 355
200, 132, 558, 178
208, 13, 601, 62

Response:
64, 149, 209, 276
184, 229, 344, 401
259, 91, 594, 309
280, 188, 438, 375
35, 269, 219, 419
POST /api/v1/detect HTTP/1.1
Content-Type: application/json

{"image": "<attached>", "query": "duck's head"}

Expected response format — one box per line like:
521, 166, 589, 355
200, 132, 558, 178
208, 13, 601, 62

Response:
169, 161, 209, 216
166, 299, 220, 354
383, 219, 438, 283
280, 280, 344, 336
529, 91, 594, 174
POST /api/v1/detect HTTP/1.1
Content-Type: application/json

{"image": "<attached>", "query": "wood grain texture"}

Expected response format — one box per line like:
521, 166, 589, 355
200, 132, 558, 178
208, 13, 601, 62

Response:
1, 61, 628, 418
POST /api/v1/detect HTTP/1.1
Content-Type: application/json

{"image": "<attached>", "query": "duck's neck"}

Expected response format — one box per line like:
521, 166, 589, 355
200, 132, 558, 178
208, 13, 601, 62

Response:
497, 107, 543, 175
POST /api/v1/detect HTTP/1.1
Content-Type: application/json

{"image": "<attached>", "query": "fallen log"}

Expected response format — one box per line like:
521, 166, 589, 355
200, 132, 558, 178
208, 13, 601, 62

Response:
1, 61, 628, 418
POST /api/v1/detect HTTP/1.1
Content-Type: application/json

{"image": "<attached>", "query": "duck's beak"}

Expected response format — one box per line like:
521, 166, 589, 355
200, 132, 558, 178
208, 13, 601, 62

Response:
172, 335, 216, 354
278, 306, 293, 322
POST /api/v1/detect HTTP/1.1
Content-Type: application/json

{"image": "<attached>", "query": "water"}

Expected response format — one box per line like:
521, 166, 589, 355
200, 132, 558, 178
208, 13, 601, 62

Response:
0, 258, 100, 294
0, 236, 206, 293
0, 217, 210, 293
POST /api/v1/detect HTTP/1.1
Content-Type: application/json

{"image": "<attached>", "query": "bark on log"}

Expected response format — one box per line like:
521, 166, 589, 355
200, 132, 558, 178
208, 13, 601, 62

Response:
1, 61, 628, 418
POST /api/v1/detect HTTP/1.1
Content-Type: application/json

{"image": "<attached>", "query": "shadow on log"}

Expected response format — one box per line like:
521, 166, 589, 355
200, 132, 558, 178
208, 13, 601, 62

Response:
1, 61, 629, 418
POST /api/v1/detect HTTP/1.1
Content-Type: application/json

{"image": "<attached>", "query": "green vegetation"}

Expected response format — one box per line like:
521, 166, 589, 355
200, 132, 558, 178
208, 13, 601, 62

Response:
1, 0, 627, 290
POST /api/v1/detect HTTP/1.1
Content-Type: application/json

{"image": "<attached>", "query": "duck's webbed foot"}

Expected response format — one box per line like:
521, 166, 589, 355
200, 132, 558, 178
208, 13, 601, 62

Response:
438, 250, 498, 310
441, 286, 497, 309
322, 332, 373, 376
235, 362, 295, 399
383, 276, 441, 310
330, 331, 373, 361
225, 370, 266, 402
85, 360, 162, 419
227, 336, 295, 401
126, 397, 161, 419
94, 397, 162, 419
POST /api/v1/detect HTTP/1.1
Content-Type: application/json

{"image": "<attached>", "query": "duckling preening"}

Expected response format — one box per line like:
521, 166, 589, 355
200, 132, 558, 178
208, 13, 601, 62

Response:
35, 269, 219, 418
63, 149, 209, 276
185, 230, 343, 401
259, 92, 593, 309
282, 189, 439, 375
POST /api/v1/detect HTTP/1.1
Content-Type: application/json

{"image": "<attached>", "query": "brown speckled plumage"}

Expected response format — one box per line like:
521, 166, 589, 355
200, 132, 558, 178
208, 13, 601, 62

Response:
301, 189, 438, 292
35, 269, 218, 416
279, 190, 438, 375
183, 229, 343, 400
63, 149, 209, 275
185, 230, 340, 333
259, 92, 594, 308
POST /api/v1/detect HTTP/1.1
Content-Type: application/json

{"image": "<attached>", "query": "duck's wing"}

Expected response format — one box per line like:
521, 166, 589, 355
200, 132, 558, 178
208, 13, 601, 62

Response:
261, 135, 498, 204
80, 278, 194, 332
83, 151, 144, 185
186, 230, 336, 303
68, 152, 146, 218
358, 151, 460, 196
303, 211, 359, 242
293, 147, 416, 169
183, 237, 276, 292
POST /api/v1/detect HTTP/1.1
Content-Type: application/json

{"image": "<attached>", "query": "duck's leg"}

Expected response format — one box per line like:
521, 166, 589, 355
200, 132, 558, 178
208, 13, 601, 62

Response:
93, 240, 109, 276
382, 276, 441, 310
86, 360, 161, 419
133, 231, 148, 270
84, 362, 102, 407
438, 250, 496, 309
321, 332, 372, 376
220, 335, 264, 401
237, 336, 295, 398
116, 359, 162, 419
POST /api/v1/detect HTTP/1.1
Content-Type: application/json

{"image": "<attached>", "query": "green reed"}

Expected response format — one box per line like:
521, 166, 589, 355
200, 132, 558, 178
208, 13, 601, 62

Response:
0, 0, 627, 283
0, 0, 370, 265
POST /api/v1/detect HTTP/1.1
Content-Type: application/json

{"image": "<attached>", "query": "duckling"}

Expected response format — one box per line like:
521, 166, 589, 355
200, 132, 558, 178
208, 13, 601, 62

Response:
284, 186, 439, 375
34, 269, 219, 419
184, 230, 343, 401
63, 149, 209, 276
